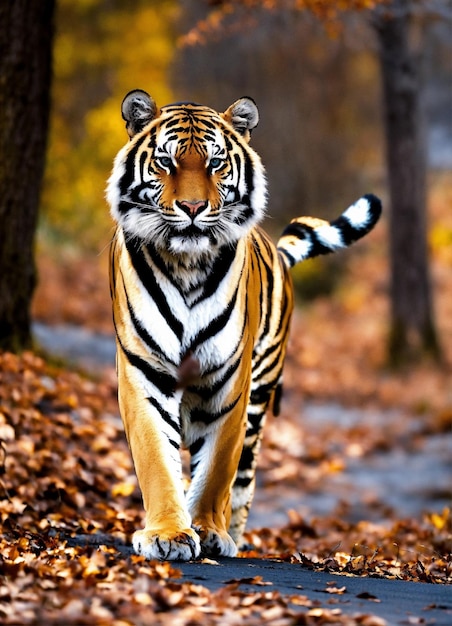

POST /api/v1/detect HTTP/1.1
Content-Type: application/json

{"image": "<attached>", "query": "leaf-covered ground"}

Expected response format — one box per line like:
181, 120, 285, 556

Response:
1, 350, 450, 625
2, 179, 450, 623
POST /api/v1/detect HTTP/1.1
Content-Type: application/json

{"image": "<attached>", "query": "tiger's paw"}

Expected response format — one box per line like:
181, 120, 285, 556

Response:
132, 528, 201, 561
197, 527, 238, 557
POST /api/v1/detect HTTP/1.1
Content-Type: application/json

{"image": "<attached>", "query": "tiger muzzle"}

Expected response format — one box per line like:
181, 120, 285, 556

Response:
177, 200, 208, 217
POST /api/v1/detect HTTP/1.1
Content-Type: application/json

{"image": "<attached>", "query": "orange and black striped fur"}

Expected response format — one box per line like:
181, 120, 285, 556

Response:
107, 90, 381, 561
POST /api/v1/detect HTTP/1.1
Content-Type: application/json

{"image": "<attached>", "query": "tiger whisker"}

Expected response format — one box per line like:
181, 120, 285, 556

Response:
222, 200, 245, 210
119, 198, 161, 212
98, 225, 119, 257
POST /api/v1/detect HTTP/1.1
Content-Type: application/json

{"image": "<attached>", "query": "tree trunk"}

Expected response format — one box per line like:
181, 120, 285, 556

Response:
373, 0, 441, 366
0, 0, 54, 351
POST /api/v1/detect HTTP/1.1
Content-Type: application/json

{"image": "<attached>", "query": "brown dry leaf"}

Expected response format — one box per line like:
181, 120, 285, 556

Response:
224, 575, 273, 586
356, 591, 380, 602
325, 583, 347, 594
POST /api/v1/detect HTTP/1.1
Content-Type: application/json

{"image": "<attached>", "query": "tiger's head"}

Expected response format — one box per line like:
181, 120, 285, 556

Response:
107, 90, 267, 258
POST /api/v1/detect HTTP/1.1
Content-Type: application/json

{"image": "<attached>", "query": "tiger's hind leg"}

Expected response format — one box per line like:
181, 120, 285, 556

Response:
229, 406, 268, 546
229, 376, 285, 545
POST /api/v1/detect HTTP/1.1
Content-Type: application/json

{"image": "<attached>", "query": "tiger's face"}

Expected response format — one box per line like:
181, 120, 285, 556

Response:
107, 90, 267, 258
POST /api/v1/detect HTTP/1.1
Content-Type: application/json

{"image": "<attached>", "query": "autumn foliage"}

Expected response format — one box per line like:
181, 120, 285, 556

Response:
180, 0, 387, 45
0, 346, 450, 625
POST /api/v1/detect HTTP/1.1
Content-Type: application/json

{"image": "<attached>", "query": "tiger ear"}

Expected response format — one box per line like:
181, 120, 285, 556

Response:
121, 89, 159, 138
223, 97, 259, 142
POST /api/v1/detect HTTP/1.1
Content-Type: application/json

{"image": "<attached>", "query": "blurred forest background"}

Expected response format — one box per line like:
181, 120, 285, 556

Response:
36, 0, 451, 350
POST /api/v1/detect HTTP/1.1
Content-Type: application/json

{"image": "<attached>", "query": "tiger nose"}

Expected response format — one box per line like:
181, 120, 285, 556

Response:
178, 200, 208, 216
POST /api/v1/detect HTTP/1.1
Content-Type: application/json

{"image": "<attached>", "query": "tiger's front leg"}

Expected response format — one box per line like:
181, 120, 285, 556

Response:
116, 350, 201, 561
184, 378, 250, 558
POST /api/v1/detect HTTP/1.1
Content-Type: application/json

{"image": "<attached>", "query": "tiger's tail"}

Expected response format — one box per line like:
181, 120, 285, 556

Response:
277, 194, 382, 269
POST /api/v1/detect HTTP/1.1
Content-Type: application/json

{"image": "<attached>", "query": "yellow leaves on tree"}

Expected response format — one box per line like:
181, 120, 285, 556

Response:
41, 0, 179, 251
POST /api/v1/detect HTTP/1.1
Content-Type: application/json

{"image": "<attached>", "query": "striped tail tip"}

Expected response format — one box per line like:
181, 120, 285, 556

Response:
277, 193, 382, 269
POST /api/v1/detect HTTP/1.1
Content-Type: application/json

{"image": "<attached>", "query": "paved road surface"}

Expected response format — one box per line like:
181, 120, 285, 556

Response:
67, 535, 451, 626
175, 557, 452, 625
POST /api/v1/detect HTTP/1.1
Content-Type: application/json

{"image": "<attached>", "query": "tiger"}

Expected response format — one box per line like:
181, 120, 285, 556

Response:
106, 89, 381, 561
